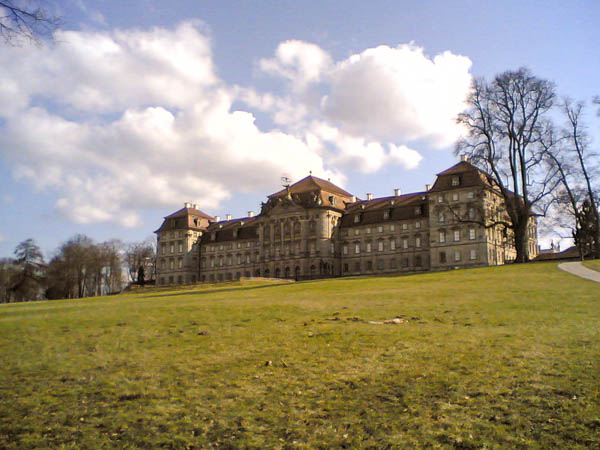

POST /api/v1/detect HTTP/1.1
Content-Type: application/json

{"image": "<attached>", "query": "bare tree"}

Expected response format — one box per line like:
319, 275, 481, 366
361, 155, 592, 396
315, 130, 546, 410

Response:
125, 239, 155, 283
456, 68, 560, 263
0, 0, 60, 45
543, 99, 599, 259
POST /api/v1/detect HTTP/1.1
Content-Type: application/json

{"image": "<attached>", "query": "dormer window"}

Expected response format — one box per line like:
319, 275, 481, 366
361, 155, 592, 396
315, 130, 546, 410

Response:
452, 176, 460, 186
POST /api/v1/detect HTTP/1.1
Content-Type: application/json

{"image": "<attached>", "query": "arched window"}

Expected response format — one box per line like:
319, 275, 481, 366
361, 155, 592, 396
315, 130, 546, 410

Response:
254, 269, 261, 277
284, 267, 290, 278
275, 267, 281, 278
264, 268, 270, 277
295, 266, 301, 280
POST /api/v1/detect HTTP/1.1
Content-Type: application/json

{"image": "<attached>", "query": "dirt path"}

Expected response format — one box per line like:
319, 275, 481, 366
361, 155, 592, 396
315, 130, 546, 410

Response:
558, 261, 600, 283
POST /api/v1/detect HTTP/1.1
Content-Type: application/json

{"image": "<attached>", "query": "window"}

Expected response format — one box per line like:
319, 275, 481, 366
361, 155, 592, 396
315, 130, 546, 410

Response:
415, 237, 421, 248
237, 242, 241, 249
438, 195, 444, 203
178, 258, 183, 269
343, 245, 348, 255
210, 257, 215, 268
403, 238, 409, 249
177, 275, 183, 284
414, 206, 422, 215
377, 259, 384, 270
469, 228, 476, 240
169, 259, 174, 269
439, 212, 445, 223
470, 249, 477, 260
378, 240, 384, 252
354, 215, 360, 223
310, 242, 316, 253
354, 229, 360, 236
366, 227, 371, 234
366, 261, 373, 271
402, 223, 408, 230
390, 224, 396, 232
415, 255, 422, 266
454, 251, 461, 262
246, 254, 251, 264
415, 220, 420, 229
344, 263, 349, 273
377, 225, 383, 233
440, 251, 446, 263
355, 243, 360, 254
454, 230, 460, 242
468, 191, 474, 199
452, 192, 459, 201
390, 239, 396, 250
330, 243, 335, 255
469, 208, 475, 219
161, 243, 166, 255
170, 243, 174, 253
383, 211, 389, 220
366, 242, 372, 253
452, 176, 460, 186
390, 259, 397, 269
237, 255, 241, 265
354, 262, 361, 272
295, 243, 300, 254
439, 231, 446, 243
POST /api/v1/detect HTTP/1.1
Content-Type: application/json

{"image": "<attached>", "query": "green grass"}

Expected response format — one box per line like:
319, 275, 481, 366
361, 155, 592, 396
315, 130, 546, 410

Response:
583, 259, 600, 272
1, 263, 599, 448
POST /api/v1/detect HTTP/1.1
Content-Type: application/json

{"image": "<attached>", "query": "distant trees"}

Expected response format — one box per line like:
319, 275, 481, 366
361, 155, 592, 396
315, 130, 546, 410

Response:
0, 0, 60, 45
0, 239, 45, 302
45, 235, 126, 299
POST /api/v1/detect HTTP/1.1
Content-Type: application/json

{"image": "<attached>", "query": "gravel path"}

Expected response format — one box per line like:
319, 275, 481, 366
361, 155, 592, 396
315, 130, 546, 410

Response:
558, 261, 600, 283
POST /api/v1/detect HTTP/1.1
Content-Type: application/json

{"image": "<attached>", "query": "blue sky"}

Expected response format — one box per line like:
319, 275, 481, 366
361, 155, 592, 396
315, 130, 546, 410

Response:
0, 0, 598, 259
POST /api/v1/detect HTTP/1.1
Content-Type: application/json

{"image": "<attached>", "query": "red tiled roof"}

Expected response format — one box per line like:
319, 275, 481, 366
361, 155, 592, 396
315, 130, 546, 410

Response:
164, 207, 214, 220
269, 175, 353, 199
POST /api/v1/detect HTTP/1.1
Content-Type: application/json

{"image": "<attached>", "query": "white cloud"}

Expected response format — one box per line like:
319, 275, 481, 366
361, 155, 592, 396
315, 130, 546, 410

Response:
259, 40, 332, 92
0, 24, 472, 227
322, 44, 472, 146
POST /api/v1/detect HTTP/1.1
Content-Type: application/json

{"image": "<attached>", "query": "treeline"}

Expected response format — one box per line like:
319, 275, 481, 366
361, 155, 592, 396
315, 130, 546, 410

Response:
0, 235, 155, 303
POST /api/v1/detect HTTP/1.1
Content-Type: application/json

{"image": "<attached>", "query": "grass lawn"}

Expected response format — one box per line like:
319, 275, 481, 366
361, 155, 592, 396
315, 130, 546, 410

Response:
583, 259, 600, 272
1, 263, 599, 448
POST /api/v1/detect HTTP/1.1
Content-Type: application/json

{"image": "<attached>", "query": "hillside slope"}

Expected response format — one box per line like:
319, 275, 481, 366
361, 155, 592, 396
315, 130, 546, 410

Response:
1, 263, 599, 448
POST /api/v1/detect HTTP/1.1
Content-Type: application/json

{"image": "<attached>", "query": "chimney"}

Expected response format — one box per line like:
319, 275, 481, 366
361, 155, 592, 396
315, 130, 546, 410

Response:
192, 203, 198, 209
184, 202, 191, 208
226, 214, 232, 221
215, 215, 221, 222
425, 184, 431, 191
350, 195, 357, 203
394, 188, 401, 196
366, 193, 373, 201
248, 211, 254, 218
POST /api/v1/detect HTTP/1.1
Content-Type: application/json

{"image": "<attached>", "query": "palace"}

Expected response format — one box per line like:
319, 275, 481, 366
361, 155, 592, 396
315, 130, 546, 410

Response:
154, 158, 538, 285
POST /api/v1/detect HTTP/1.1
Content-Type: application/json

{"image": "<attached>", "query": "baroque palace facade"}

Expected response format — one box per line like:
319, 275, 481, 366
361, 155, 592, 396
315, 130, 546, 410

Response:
154, 158, 538, 285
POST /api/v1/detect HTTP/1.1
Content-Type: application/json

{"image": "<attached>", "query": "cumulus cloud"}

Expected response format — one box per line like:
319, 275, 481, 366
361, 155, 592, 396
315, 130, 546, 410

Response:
259, 40, 332, 92
0, 24, 472, 227
0, 23, 336, 226
322, 44, 472, 146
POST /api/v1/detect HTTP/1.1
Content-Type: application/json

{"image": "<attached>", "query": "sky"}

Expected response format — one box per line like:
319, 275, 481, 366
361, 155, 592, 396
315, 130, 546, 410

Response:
0, 0, 598, 259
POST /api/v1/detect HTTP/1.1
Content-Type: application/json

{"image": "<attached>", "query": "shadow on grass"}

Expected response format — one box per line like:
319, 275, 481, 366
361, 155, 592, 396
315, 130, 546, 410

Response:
141, 282, 297, 299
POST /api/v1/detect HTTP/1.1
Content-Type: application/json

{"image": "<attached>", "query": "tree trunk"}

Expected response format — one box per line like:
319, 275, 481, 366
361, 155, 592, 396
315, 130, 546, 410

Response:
513, 220, 529, 263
